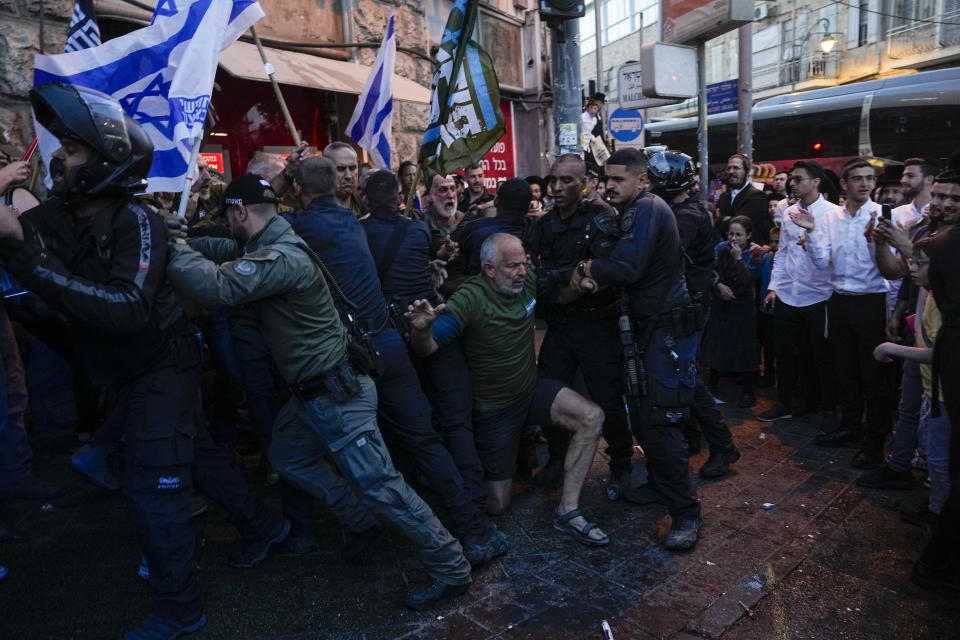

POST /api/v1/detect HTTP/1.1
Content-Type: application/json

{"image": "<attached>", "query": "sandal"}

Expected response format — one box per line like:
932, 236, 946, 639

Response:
553, 508, 610, 547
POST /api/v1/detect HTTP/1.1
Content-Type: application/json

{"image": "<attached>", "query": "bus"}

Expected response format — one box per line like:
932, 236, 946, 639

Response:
643, 67, 960, 176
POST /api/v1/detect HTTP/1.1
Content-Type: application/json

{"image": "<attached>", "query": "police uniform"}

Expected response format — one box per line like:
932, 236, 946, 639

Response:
588, 190, 701, 522
165, 180, 471, 590
525, 197, 635, 480
283, 196, 493, 547
671, 197, 737, 461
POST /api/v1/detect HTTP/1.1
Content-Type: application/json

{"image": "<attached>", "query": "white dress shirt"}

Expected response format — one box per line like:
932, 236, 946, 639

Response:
769, 195, 839, 307
773, 197, 790, 227
891, 200, 928, 230
805, 199, 890, 295
887, 200, 929, 311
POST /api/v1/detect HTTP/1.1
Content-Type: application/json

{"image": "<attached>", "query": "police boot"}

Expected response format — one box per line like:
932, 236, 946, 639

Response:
123, 613, 207, 640
463, 523, 509, 567
664, 517, 702, 551
699, 447, 741, 478
229, 519, 291, 569
404, 579, 470, 610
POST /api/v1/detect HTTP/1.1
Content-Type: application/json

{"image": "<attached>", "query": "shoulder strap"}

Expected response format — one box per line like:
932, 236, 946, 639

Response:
371, 221, 408, 284
294, 239, 359, 315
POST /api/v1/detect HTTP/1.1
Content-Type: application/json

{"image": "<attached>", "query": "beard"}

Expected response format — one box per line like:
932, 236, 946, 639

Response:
493, 271, 524, 296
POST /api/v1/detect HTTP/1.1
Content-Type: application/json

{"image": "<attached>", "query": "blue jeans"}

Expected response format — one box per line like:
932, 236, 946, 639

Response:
887, 360, 923, 473
269, 375, 471, 585
919, 394, 952, 514
373, 329, 488, 539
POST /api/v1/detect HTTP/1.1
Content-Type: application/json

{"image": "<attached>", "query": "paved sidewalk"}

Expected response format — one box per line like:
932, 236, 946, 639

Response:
0, 388, 955, 639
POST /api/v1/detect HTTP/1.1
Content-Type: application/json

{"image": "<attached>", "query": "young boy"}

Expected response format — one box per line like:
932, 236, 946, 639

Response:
873, 239, 951, 525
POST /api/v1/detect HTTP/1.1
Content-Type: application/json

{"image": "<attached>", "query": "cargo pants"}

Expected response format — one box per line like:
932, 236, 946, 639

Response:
269, 374, 471, 586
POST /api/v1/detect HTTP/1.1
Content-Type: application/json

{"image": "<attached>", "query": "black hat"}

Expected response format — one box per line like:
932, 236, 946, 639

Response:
935, 151, 960, 184
496, 177, 533, 212
586, 162, 602, 179
221, 174, 279, 211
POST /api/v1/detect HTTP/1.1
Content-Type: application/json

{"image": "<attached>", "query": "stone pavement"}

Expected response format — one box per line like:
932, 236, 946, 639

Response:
0, 384, 956, 639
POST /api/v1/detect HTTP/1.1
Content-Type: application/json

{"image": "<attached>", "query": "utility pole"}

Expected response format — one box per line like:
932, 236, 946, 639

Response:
696, 41, 708, 200
737, 23, 753, 159
594, 1, 603, 96
551, 19, 582, 156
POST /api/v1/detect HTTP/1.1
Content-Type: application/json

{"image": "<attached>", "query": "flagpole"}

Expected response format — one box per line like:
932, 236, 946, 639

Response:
176, 134, 203, 218
250, 26, 301, 147
404, 164, 421, 214
411, 1, 480, 213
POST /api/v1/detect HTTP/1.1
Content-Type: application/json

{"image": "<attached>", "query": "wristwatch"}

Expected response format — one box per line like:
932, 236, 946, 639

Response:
577, 261, 588, 277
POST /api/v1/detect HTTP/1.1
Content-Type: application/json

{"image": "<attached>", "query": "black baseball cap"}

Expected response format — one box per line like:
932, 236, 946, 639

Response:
220, 173, 279, 213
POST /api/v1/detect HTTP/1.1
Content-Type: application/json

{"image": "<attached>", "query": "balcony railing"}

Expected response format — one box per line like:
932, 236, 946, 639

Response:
887, 6, 960, 59
770, 50, 841, 85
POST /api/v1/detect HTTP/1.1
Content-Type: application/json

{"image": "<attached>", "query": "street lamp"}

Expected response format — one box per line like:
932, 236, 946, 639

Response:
798, 17, 835, 55
819, 34, 838, 54
790, 17, 835, 88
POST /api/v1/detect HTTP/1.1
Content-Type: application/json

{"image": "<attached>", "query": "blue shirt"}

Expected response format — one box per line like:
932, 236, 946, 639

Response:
361, 205, 439, 307
282, 196, 388, 327
451, 211, 529, 275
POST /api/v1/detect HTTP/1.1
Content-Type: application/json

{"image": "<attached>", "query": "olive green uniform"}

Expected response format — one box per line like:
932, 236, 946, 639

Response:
166, 215, 470, 586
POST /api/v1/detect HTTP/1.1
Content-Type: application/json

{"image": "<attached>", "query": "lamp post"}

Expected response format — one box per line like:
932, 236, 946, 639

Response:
790, 17, 837, 90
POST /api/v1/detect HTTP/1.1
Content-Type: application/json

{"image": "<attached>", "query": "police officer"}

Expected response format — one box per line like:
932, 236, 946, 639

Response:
525, 154, 636, 496
164, 172, 473, 609
571, 148, 702, 550
282, 157, 507, 566
647, 150, 740, 478
0, 83, 286, 639
452, 177, 533, 275
361, 170, 486, 518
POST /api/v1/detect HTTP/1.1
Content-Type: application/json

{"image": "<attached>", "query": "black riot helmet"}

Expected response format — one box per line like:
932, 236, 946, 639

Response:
646, 149, 697, 198
30, 82, 153, 199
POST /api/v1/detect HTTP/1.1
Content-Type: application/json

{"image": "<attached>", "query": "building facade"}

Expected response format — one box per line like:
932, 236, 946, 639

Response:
1, 0, 554, 185
580, 0, 960, 121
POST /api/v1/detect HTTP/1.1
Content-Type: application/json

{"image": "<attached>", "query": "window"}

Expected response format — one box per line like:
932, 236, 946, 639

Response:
582, 4, 596, 55
858, 2, 869, 45
870, 106, 959, 161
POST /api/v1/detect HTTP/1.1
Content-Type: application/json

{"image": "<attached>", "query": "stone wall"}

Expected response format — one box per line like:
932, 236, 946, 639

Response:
0, 0, 72, 154
350, 0, 433, 168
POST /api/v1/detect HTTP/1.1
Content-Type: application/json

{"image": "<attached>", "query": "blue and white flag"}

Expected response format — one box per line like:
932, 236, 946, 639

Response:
33, 0, 263, 193
65, 0, 101, 52
345, 11, 395, 170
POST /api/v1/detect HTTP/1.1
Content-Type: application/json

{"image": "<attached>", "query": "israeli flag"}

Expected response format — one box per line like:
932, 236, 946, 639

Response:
33, 0, 264, 193
345, 11, 395, 170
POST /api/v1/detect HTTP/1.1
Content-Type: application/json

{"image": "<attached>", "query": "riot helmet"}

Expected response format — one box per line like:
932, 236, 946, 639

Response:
30, 82, 153, 200
647, 150, 697, 198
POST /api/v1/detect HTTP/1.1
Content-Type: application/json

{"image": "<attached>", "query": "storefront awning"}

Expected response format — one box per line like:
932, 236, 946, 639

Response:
219, 41, 430, 105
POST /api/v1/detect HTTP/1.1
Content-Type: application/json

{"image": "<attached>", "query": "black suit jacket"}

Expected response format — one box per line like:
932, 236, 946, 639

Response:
717, 184, 772, 245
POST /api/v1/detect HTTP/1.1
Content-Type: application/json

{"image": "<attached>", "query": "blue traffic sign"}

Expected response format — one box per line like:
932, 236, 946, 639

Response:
608, 108, 644, 142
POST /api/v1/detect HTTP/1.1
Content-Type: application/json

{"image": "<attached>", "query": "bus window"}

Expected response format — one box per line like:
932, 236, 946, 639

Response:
870, 106, 958, 161
755, 108, 860, 161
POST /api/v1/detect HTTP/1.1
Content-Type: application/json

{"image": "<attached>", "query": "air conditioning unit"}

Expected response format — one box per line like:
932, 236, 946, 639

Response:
754, 2, 773, 21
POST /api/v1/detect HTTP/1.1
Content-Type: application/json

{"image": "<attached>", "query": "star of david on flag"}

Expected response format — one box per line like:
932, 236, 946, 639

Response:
33, 0, 264, 193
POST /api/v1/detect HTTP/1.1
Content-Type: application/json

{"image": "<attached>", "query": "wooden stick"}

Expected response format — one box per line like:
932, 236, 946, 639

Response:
250, 25, 301, 147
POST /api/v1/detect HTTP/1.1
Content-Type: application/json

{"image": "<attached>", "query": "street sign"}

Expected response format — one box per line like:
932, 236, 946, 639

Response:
660, 0, 753, 45
617, 62, 679, 110
608, 108, 644, 142
640, 42, 698, 99
707, 79, 738, 114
